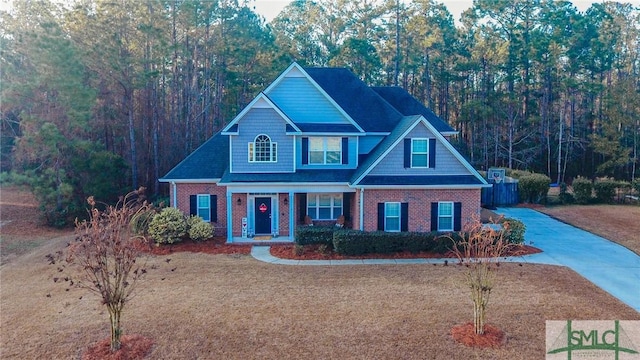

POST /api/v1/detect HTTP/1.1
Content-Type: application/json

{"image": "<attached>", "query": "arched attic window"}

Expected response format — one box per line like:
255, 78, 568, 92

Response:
248, 134, 277, 162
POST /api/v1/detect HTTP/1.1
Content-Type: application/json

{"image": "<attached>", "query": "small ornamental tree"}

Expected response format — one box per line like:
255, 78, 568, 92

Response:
450, 215, 522, 335
48, 188, 152, 352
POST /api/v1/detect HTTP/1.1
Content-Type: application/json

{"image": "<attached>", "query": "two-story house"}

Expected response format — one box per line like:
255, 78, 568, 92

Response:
159, 63, 488, 242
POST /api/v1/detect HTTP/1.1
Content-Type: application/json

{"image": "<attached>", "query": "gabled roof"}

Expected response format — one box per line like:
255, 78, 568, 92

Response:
304, 67, 404, 132
372, 87, 456, 134
159, 132, 228, 182
221, 93, 300, 134
351, 115, 487, 187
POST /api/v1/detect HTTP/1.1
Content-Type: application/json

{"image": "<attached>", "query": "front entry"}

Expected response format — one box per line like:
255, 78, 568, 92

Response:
254, 197, 272, 235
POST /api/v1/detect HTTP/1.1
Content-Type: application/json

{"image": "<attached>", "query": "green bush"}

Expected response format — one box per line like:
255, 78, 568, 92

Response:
558, 182, 574, 204
505, 169, 531, 179
332, 230, 457, 256
130, 208, 157, 237
633, 179, 640, 196
518, 172, 551, 204
148, 207, 187, 244
501, 218, 526, 245
572, 176, 593, 204
295, 226, 335, 246
593, 177, 618, 204
187, 216, 213, 241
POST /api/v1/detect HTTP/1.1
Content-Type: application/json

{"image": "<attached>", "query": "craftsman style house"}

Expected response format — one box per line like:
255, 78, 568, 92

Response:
160, 63, 488, 242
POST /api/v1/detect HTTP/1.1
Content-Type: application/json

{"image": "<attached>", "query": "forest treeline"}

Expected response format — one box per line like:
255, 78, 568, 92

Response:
1, 0, 638, 226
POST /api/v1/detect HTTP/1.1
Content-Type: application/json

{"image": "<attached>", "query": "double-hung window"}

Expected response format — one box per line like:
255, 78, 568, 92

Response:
437, 202, 453, 231
248, 134, 277, 162
197, 194, 211, 222
307, 193, 343, 220
411, 138, 429, 167
384, 202, 401, 232
309, 137, 341, 164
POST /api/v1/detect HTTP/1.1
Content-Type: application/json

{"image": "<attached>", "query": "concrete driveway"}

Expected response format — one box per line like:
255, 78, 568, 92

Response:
497, 207, 640, 313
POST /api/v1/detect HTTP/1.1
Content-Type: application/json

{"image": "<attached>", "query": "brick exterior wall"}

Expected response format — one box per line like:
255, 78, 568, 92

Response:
362, 188, 481, 232
172, 183, 228, 237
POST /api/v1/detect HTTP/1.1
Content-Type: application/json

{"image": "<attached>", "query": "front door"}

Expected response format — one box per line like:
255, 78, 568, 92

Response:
254, 197, 272, 235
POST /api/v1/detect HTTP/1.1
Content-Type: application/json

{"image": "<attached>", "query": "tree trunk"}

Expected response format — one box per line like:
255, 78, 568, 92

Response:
109, 307, 122, 351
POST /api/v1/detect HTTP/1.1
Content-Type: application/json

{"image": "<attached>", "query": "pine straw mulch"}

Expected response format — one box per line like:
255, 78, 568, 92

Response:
451, 323, 507, 348
82, 335, 154, 360
270, 243, 541, 260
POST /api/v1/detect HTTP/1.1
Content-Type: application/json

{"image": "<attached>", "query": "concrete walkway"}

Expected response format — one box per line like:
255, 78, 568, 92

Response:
251, 208, 640, 312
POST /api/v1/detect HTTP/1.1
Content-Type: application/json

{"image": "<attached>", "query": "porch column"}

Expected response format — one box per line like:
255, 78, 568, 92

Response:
226, 192, 233, 243
288, 191, 295, 239
359, 188, 364, 231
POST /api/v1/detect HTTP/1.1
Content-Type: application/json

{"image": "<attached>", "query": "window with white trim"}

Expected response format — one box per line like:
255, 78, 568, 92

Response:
248, 134, 277, 162
197, 194, 211, 222
411, 138, 428, 167
385, 202, 401, 232
307, 193, 343, 220
438, 202, 453, 231
309, 137, 341, 164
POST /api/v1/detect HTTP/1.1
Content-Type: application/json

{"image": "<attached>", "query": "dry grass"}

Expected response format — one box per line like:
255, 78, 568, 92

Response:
538, 205, 640, 255
2, 186, 639, 359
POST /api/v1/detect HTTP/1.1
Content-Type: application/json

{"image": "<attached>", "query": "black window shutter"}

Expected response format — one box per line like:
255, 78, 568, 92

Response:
299, 193, 307, 222
454, 202, 462, 231
429, 138, 436, 168
210, 195, 218, 222
404, 138, 411, 168
377, 203, 385, 231
190, 195, 197, 216
342, 137, 349, 164
430, 202, 438, 231
302, 138, 309, 165
342, 192, 351, 221
401, 203, 409, 231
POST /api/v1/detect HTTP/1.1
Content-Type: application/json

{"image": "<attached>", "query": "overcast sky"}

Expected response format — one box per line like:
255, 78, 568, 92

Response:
251, 0, 639, 23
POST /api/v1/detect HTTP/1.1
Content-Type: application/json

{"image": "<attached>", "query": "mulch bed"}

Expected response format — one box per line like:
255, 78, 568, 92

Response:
270, 244, 541, 261
137, 237, 252, 256
451, 323, 506, 348
82, 335, 154, 360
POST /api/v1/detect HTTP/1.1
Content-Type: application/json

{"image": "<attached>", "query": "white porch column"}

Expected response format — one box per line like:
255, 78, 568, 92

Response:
226, 192, 233, 243
359, 188, 364, 231
288, 191, 295, 239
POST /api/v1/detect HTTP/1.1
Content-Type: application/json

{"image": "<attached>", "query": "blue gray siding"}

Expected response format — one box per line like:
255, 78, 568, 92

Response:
231, 108, 294, 173
368, 124, 469, 175
358, 135, 384, 154
267, 77, 351, 124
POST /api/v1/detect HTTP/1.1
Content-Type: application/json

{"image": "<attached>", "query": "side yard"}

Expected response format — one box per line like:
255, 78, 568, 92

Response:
538, 205, 640, 255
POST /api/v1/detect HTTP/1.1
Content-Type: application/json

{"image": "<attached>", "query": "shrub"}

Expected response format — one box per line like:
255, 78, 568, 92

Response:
633, 179, 640, 196
130, 208, 157, 237
148, 207, 187, 244
505, 169, 531, 179
572, 176, 593, 204
501, 218, 526, 244
518, 172, 551, 204
295, 226, 334, 246
332, 230, 457, 256
187, 216, 213, 241
558, 182, 574, 204
593, 177, 618, 204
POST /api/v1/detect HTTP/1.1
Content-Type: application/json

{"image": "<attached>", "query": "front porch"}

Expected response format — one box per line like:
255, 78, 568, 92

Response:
225, 188, 357, 243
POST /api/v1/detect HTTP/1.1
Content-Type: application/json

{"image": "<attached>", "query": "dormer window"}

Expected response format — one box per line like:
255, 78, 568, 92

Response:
248, 134, 277, 162
309, 137, 341, 164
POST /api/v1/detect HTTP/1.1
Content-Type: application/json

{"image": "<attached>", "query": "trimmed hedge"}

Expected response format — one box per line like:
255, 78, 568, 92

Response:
332, 230, 458, 256
502, 218, 526, 245
518, 172, 551, 204
572, 176, 593, 204
593, 177, 617, 204
294, 226, 335, 246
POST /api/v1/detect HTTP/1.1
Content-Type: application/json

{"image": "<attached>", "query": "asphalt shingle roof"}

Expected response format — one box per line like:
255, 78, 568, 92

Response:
358, 175, 485, 186
372, 87, 455, 133
304, 67, 404, 132
220, 169, 354, 183
160, 131, 229, 180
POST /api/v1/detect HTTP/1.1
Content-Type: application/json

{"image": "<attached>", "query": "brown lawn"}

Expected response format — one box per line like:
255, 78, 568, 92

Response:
1, 186, 639, 359
538, 205, 640, 255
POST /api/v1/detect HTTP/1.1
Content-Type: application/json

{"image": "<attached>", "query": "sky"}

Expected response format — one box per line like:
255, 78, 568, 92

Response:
251, 0, 640, 23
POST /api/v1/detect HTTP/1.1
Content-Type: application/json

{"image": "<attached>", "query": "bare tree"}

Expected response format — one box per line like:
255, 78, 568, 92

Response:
48, 188, 152, 352
450, 215, 521, 335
